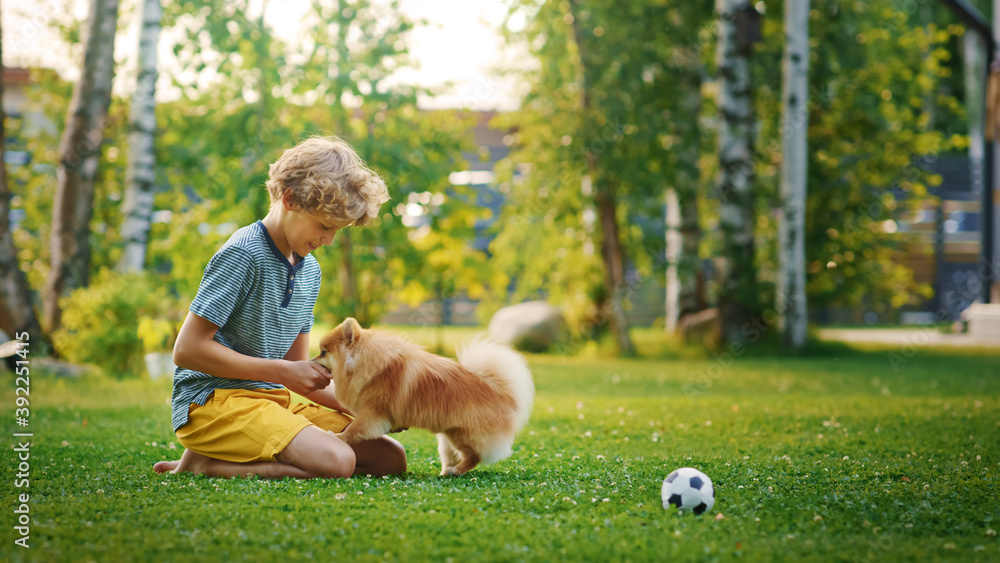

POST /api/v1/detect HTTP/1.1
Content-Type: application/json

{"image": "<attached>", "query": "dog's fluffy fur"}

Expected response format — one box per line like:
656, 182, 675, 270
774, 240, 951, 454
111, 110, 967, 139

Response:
312, 318, 534, 475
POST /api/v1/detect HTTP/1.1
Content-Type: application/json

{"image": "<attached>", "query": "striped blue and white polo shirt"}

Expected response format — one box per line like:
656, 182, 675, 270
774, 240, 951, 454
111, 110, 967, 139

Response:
170, 220, 322, 431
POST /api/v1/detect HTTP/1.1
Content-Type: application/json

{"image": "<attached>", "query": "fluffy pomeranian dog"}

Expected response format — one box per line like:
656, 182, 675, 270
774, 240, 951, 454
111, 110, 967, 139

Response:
312, 318, 535, 476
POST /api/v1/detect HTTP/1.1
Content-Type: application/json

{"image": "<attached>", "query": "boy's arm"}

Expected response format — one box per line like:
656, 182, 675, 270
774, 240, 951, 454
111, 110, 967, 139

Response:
173, 312, 332, 397
282, 332, 354, 415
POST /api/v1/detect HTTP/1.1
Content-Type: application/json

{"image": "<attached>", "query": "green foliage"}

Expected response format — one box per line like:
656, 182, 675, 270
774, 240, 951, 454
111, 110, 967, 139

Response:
152, 0, 477, 325
490, 1, 714, 332
495, 0, 970, 330
4, 332, 999, 561
53, 269, 184, 377
750, 0, 961, 313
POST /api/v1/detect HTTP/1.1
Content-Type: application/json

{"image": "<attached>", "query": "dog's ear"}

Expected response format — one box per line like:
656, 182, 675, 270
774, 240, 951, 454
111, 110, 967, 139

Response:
343, 317, 361, 345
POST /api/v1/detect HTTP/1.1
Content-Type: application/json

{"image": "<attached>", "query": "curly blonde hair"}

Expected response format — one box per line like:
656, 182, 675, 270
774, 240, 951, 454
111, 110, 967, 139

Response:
265, 137, 389, 226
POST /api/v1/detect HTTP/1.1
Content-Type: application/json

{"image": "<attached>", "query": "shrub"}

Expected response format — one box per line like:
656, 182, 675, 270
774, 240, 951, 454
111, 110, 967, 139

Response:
54, 270, 183, 377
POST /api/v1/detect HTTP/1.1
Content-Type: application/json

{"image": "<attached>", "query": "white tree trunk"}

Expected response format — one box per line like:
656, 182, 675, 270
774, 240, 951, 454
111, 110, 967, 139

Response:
119, 0, 162, 273
669, 61, 704, 335
778, 0, 809, 350
665, 188, 681, 332
965, 29, 985, 188
715, 0, 759, 345
45, 0, 119, 332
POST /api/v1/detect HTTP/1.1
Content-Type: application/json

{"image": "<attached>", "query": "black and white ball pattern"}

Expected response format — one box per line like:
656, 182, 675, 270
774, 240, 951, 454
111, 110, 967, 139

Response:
661, 467, 715, 515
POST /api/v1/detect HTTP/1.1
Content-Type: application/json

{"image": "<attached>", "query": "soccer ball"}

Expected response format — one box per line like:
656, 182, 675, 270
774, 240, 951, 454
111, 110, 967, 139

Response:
661, 467, 715, 515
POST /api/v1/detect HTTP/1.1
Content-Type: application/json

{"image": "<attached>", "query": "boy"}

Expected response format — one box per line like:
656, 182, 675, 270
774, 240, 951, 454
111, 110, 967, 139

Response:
153, 137, 406, 479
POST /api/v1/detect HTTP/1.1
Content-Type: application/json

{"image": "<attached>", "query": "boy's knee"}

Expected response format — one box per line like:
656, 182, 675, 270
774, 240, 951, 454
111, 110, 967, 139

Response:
316, 441, 356, 479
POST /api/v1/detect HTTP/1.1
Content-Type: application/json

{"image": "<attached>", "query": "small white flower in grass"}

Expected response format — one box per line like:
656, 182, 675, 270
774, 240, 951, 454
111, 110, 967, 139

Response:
843, 456, 849, 461
602, 498, 610, 503
974, 545, 985, 552
944, 543, 955, 550
705, 421, 712, 426
715, 513, 725, 521
596, 455, 605, 461
576, 401, 584, 409
814, 514, 823, 522
673, 530, 682, 537
986, 529, 996, 537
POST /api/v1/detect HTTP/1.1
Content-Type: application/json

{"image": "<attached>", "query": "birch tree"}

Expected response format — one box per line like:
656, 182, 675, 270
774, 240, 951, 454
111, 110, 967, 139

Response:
715, 0, 761, 345
777, 0, 809, 350
665, 63, 705, 334
118, 0, 161, 273
44, 0, 119, 331
0, 9, 52, 352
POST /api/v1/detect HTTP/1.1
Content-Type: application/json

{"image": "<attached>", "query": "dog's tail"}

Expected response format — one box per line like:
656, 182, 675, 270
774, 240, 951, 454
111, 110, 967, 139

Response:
456, 337, 535, 433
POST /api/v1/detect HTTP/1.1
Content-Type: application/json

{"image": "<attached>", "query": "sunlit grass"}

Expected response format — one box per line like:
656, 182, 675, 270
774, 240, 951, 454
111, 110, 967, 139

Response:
2, 333, 998, 562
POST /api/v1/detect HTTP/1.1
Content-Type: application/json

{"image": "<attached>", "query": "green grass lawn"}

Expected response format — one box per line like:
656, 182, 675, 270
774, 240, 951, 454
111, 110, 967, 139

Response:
2, 331, 999, 562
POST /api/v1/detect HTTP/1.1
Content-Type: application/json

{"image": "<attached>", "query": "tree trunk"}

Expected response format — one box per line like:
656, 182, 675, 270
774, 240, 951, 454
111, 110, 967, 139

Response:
715, 0, 760, 346
665, 188, 681, 333
677, 62, 705, 327
0, 12, 53, 353
340, 228, 357, 318
45, 0, 119, 332
777, 0, 809, 350
594, 179, 635, 355
569, 0, 635, 356
118, 0, 161, 273
333, 2, 358, 316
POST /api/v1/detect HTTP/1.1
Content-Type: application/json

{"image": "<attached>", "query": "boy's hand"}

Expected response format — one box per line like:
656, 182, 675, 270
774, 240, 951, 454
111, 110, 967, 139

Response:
280, 360, 333, 396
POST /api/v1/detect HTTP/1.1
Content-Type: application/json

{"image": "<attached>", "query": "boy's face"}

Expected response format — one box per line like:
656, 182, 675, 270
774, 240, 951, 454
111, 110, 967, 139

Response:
287, 211, 349, 257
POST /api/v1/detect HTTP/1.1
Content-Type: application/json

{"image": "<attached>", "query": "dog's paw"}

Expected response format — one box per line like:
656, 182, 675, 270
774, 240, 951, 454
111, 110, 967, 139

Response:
330, 430, 358, 444
440, 466, 462, 477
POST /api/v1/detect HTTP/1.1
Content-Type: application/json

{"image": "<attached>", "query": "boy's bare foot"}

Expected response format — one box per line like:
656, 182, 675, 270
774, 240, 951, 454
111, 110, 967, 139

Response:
153, 448, 212, 475
152, 448, 314, 479
152, 460, 178, 473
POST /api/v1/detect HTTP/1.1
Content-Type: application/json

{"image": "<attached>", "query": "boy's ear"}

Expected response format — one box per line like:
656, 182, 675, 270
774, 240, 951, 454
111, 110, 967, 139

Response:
343, 317, 361, 345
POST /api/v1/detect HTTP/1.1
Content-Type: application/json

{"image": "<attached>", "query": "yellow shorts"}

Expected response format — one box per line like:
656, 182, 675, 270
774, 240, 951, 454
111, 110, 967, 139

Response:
176, 388, 353, 463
